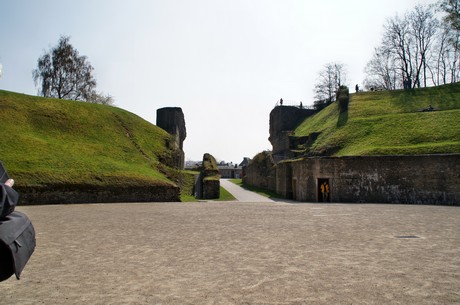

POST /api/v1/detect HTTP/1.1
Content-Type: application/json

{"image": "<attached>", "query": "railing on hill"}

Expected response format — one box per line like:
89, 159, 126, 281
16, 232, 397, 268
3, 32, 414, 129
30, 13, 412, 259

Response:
274, 99, 315, 110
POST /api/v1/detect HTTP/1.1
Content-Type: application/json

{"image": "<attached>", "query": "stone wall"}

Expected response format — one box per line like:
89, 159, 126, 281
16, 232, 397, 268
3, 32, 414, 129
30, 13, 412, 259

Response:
202, 178, 220, 199
276, 154, 460, 205
244, 153, 460, 205
268, 106, 315, 161
243, 151, 276, 192
275, 161, 291, 198
16, 184, 180, 205
156, 107, 187, 169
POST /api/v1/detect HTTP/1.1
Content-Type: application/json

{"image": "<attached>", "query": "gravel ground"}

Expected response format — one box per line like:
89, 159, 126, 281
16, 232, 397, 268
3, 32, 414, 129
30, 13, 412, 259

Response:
1, 201, 459, 305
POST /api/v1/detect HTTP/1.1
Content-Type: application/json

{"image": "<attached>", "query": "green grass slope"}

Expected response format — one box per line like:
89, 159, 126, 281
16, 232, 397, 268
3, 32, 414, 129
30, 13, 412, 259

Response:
0, 90, 177, 188
294, 83, 460, 156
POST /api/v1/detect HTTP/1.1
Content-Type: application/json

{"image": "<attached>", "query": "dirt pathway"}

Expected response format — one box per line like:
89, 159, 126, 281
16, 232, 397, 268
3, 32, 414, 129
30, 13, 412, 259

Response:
220, 179, 274, 202
1, 202, 459, 304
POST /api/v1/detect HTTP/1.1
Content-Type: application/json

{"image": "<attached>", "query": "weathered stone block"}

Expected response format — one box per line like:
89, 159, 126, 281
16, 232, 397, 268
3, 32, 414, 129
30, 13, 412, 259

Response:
17, 184, 180, 205
268, 106, 315, 160
156, 107, 187, 169
195, 153, 220, 200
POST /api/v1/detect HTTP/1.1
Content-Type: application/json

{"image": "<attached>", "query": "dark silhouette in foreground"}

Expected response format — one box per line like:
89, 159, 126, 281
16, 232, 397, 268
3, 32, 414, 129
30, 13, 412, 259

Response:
0, 161, 36, 281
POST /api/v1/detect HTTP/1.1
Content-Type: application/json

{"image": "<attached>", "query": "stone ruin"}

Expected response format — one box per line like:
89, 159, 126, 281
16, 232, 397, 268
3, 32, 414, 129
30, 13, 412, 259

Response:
246, 96, 460, 205
195, 153, 220, 200
268, 105, 315, 162
156, 107, 187, 170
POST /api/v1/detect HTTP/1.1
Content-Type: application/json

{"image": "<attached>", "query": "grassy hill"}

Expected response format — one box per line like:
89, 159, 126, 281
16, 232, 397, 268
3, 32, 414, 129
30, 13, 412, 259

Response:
0, 90, 178, 189
293, 83, 460, 156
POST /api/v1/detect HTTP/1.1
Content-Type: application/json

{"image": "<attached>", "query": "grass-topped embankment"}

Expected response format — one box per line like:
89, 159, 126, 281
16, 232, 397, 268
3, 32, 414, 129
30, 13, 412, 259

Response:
0, 90, 177, 188
293, 83, 460, 156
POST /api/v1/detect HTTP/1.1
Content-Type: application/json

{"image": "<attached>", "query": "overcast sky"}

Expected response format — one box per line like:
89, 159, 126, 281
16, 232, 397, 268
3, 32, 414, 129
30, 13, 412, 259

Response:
0, 0, 435, 163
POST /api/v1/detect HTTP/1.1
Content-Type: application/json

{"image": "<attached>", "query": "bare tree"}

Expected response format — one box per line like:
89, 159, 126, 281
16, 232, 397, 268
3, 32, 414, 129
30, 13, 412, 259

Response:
382, 14, 414, 88
436, 0, 460, 83
430, 25, 459, 85
364, 47, 399, 90
366, 5, 444, 89
439, 0, 460, 34
409, 4, 438, 87
88, 91, 115, 105
314, 63, 347, 109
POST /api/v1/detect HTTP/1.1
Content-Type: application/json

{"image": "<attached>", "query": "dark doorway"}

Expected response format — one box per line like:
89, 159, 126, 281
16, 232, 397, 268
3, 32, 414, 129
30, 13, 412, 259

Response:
317, 178, 330, 202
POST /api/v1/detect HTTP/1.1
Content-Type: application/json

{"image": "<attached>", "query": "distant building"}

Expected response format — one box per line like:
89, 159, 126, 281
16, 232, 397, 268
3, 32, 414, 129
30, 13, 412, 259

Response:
217, 158, 250, 179
185, 160, 201, 170
218, 164, 242, 179
239, 157, 251, 167
186, 158, 248, 178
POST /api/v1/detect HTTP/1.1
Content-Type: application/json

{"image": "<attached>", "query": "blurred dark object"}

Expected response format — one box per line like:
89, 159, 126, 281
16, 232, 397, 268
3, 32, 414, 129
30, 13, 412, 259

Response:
0, 212, 36, 281
0, 161, 36, 281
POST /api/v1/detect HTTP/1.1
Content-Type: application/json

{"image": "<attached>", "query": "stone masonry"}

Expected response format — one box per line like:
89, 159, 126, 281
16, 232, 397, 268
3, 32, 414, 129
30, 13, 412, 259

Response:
156, 107, 187, 169
276, 154, 460, 205
268, 106, 315, 162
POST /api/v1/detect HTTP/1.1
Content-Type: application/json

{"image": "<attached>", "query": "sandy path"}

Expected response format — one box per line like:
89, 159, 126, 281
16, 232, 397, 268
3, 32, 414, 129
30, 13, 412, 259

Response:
1, 202, 459, 304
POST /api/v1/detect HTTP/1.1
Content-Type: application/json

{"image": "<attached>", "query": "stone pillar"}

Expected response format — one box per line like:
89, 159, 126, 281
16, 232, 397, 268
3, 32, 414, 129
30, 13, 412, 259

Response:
156, 107, 186, 169
195, 153, 220, 199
